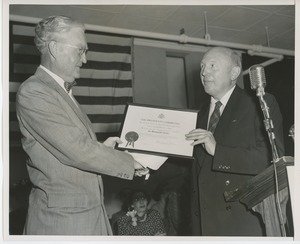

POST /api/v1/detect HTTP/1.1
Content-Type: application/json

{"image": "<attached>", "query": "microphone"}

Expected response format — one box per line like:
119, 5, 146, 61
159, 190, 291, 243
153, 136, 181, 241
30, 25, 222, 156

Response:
248, 64, 279, 162
249, 64, 266, 96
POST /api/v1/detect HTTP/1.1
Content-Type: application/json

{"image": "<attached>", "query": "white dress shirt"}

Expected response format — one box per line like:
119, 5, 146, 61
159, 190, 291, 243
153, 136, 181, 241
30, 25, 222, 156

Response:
39, 65, 78, 106
207, 85, 236, 129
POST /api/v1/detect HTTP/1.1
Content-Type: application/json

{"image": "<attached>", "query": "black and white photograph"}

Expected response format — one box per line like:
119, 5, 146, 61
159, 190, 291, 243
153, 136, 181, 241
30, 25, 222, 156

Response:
2, 0, 298, 242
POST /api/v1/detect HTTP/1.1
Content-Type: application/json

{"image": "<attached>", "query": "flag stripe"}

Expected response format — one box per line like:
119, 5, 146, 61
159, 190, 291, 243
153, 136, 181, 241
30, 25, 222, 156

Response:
88, 43, 131, 54
91, 122, 121, 133
96, 132, 119, 142
11, 34, 35, 45
86, 32, 132, 46
79, 69, 132, 80
74, 96, 133, 105
79, 104, 127, 114
13, 24, 35, 36
13, 53, 40, 64
87, 52, 131, 63
77, 79, 132, 88
14, 64, 38, 74
10, 131, 23, 145
9, 21, 133, 147
83, 60, 131, 71
13, 44, 40, 55
87, 114, 124, 124
72, 86, 133, 97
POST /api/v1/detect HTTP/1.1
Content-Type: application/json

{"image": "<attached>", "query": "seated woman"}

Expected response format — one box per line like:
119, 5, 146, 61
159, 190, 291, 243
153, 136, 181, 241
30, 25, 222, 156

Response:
117, 189, 166, 236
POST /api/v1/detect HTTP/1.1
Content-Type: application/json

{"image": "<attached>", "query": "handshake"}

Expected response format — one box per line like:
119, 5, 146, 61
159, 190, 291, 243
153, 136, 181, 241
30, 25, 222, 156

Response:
133, 161, 150, 178
104, 137, 168, 180
131, 152, 168, 180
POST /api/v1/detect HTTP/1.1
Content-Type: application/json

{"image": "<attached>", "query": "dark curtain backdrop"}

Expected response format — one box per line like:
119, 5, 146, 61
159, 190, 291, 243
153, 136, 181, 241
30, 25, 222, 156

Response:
242, 54, 295, 157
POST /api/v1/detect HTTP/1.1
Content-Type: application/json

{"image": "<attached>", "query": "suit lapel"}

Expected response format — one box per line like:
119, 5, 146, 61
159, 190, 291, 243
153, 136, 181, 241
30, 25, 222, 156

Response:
70, 96, 97, 140
35, 68, 96, 140
214, 86, 242, 138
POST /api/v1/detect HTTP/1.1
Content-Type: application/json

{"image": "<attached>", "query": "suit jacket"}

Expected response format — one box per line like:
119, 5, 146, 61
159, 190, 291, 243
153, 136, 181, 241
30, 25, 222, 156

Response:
16, 67, 136, 235
190, 86, 284, 236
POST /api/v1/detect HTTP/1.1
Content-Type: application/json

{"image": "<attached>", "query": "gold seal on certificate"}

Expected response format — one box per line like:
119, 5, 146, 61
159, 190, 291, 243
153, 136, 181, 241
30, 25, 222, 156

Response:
117, 103, 198, 158
125, 131, 139, 147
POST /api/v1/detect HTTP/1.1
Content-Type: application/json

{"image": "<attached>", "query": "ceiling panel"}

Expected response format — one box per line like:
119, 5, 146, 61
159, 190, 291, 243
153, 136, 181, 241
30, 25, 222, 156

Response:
209, 6, 271, 31
121, 5, 179, 19
193, 26, 242, 43
73, 5, 125, 13
166, 5, 230, 24
247, 13, 295, 36
240, 5, 288, 13
275, 5, 295, 16
230, 29, 269, 46
107, 13, 161, 32
153, 20, 202, 36
9, 4, 295, 51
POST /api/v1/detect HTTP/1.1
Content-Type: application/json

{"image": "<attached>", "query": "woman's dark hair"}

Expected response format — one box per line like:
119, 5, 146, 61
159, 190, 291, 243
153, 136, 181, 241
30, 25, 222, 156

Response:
130, 189, 150, 204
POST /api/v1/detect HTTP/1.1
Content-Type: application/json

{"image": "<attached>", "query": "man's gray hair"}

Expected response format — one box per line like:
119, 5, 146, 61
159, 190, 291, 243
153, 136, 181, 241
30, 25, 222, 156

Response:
34, 15, 85, 53
207, 46, 241, 68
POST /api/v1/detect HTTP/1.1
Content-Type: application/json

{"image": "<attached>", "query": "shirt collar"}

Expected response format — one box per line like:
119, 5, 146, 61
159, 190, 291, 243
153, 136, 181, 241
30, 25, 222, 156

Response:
211, 85, 236, 108
39, 65, 71, 94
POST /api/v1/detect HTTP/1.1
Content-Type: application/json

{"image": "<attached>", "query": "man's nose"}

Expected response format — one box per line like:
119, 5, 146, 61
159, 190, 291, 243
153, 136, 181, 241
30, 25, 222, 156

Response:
201, 66, 209, 76
81, 53, 87, 63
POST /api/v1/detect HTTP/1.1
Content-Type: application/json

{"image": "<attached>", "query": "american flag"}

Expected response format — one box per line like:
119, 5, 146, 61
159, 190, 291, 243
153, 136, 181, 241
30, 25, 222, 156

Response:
9, 20, 133, 147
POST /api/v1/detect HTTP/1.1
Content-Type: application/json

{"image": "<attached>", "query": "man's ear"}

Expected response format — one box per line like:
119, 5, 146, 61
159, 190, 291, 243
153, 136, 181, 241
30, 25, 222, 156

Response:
231, 66, 241, 81
48, 41, 58, 59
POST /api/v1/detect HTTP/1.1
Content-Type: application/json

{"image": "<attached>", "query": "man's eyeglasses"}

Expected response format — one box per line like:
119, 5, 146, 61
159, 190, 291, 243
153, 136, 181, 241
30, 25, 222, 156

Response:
56, 42, 88, 57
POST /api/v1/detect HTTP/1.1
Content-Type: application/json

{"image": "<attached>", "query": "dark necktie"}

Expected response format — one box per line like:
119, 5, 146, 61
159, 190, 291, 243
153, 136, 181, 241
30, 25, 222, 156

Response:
208, 101, 222, 133
64, 81, 77, 93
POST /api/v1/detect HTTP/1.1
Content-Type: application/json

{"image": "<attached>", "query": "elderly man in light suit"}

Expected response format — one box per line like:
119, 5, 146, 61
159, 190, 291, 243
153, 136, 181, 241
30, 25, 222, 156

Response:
16, 15, 148, 235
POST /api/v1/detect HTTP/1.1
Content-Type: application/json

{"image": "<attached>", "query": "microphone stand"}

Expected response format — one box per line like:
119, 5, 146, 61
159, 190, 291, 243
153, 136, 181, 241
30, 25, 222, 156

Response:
256, 87, 280, 163
256, 87, 286, 237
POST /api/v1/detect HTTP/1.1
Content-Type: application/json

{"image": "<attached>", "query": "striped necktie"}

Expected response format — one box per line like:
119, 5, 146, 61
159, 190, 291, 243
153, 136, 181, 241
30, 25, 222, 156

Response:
208, 101, 222, 133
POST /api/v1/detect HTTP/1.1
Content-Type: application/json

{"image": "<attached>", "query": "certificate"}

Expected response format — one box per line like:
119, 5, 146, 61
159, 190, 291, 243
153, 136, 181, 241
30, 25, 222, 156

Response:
117, 103, 198, 158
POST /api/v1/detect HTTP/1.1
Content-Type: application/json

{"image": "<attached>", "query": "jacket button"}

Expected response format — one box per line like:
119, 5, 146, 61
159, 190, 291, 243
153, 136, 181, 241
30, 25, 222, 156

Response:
226, 205, 232, 211
225, 180, 230, 186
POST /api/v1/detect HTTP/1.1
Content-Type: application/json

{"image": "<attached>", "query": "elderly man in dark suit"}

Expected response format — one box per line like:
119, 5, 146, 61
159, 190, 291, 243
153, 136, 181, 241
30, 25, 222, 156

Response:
16, 15, 148, 235
185, 47, 284, 236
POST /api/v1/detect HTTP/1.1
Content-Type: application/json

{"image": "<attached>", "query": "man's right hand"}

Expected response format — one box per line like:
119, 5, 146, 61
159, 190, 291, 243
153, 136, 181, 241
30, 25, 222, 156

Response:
133, 161, 149, 177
